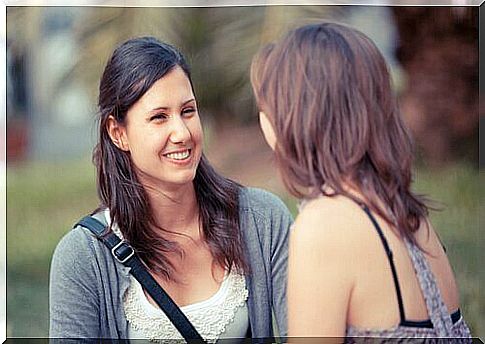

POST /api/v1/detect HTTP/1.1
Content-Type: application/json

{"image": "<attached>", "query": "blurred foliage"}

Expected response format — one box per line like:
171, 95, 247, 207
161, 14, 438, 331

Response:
73, 6, 348, 124
7, 6, 347, 125
6, 158, 483, 338
7, 7, 478, 164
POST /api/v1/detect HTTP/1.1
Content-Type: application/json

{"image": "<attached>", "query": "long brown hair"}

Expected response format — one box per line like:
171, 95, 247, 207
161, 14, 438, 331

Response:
251, 22, 430, 244
94, 37, 248, 280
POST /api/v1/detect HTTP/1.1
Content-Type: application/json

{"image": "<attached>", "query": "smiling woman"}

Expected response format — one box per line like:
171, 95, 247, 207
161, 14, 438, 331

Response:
107, 66, 203, 191
49, 37, 292, 342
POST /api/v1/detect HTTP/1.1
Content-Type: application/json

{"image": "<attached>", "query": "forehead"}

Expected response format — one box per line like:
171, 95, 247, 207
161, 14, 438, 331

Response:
135, 66, 194, 109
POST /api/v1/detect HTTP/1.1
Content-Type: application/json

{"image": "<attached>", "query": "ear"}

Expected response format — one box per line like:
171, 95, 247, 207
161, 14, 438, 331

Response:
106, 115, 129, 151
259, 111, 276, 151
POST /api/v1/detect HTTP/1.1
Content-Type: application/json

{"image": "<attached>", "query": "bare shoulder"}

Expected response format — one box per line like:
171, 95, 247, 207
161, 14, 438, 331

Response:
292, 195, 371, 251
288, 195, 371, 307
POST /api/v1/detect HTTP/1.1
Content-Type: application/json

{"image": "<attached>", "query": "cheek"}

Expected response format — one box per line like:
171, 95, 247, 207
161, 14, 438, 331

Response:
126, 125, 170, 160
189, 117, 204, 145
259, 112, 276, 150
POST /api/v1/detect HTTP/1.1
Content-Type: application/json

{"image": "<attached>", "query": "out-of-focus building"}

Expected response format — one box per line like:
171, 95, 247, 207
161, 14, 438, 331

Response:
7, 7, 94, 162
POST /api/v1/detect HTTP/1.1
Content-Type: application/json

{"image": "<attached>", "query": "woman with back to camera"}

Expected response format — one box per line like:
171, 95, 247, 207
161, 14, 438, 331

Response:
49, 37, 292, 342
251, 22, 471, 339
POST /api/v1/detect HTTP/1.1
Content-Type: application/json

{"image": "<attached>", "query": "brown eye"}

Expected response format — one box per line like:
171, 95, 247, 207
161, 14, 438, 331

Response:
182, 108, 196, 117
150, 113, 168, 121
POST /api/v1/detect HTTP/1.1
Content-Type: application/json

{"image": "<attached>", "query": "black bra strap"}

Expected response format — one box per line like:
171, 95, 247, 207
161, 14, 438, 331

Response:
360, 205, 407, 324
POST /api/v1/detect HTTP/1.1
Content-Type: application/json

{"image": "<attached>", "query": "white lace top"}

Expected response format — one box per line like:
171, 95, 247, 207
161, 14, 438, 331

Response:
103, 209, 250, 343
125, 270, 249, 343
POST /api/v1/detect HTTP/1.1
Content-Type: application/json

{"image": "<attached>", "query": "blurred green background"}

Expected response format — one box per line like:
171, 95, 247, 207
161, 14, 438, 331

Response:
6, 5, 481, 339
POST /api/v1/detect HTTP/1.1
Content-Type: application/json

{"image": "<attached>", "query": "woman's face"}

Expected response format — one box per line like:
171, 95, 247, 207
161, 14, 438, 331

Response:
109, 66, 203, 191
259, 111, 276, 151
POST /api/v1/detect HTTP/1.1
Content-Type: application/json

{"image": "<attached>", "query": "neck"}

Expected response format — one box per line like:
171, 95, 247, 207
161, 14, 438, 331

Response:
319, 180, 364, 201
144, 181, 201, 239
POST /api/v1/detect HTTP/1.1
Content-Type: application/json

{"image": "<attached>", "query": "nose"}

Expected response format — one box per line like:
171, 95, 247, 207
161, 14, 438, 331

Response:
168, 116, 191, 144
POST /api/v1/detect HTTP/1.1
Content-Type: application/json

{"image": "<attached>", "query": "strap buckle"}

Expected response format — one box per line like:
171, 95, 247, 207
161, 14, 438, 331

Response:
111, 240, 135, 264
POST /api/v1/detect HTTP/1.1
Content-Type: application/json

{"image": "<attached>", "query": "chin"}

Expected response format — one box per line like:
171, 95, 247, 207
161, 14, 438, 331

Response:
166, 170, 198, 186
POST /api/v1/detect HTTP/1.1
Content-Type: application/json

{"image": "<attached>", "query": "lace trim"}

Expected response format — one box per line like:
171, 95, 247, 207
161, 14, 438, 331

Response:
123, 269, 248, 343
105, 209, 249, 341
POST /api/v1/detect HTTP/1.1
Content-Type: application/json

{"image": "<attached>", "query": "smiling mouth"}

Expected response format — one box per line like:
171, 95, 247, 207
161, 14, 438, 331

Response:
163, 149, 191, 161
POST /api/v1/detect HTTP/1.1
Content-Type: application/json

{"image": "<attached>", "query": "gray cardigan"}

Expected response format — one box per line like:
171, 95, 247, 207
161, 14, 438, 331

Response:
49, 187, 292, 340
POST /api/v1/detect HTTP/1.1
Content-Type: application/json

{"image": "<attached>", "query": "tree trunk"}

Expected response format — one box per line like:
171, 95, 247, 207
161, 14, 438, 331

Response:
391, 7, 478, 165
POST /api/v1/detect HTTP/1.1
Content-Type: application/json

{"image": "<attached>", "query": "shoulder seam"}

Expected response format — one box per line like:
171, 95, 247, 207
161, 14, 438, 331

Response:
72, 225, 107, 260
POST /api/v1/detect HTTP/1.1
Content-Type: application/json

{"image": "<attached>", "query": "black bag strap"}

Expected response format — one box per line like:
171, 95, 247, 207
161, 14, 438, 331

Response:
76, 215, 205, 343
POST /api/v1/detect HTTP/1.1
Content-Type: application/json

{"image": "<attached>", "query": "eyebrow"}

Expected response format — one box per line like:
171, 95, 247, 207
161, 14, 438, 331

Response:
149, 98, 196, 112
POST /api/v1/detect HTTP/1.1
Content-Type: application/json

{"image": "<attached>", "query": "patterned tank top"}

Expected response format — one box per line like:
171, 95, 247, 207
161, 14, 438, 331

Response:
345, 204, 471, 341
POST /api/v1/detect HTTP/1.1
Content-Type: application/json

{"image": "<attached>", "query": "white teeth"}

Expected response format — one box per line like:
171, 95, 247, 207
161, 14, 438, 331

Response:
165, 150, 190, 160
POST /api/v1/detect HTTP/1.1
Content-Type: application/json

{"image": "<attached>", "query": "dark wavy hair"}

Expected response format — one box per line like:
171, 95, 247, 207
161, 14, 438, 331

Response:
93, 36, 247, 280
251, 22, 430, 245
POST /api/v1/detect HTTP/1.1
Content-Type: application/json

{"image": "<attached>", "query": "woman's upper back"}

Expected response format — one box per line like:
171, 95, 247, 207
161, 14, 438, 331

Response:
289, 194, 470, 338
